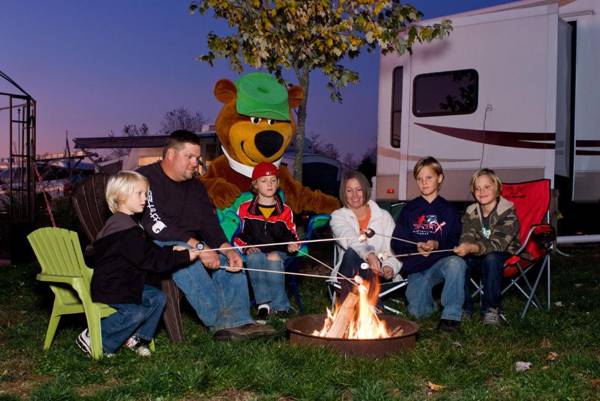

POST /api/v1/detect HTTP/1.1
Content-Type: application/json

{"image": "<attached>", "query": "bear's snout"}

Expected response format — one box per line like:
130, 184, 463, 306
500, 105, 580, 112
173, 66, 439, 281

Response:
255, 131, 284, 158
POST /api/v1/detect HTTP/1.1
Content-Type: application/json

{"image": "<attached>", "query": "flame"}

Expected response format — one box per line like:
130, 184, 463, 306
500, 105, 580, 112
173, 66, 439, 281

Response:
313, 275, 390, 339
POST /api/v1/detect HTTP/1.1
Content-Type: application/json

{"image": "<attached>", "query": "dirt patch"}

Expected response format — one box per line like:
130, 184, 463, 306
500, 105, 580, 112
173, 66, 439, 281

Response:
0, 310, 26, 330
77, 377, 121, 397
179, 389, 258, 401
0, 357, 52, 399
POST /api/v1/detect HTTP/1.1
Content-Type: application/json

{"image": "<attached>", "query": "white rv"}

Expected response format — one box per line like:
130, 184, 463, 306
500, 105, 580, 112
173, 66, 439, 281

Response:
375, 0, 599, 204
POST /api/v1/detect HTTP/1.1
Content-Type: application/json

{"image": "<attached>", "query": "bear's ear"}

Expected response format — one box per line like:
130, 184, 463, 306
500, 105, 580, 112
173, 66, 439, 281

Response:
287, 85, 304, 109
214, 79, 237, 104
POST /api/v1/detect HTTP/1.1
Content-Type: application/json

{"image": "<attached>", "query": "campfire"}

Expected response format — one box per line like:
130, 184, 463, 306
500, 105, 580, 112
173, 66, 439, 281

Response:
312, 276, 397, 339
287, 275, 419, 358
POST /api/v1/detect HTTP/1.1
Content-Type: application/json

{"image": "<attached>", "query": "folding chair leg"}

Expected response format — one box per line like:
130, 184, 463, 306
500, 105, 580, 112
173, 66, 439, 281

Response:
503, 265, 543, 310
470, 277, 484, 298
505, 279, 541, 310
328, 286, 337, 310
546, 257, 551, 310
383, 305, 403, 315
521, 257, 549, 318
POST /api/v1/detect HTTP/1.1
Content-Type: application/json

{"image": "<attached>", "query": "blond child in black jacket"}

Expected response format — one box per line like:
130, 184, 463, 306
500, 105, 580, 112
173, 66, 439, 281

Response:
77, 171, 197, 357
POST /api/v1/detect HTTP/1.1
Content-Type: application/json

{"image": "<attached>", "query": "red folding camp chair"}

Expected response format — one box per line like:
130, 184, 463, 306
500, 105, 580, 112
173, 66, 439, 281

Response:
468, 179, 555, 319
501, 179, 555, 318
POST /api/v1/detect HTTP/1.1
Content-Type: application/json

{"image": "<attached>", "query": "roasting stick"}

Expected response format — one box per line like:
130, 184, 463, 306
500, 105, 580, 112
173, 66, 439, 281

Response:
196, 235, 364, 254
296, 249, 358, 287
206, 233, 372, 287
365, 228, 419, 246
389, 249, 454, 259
216, 265, 353, 281
364, 228, 455, 258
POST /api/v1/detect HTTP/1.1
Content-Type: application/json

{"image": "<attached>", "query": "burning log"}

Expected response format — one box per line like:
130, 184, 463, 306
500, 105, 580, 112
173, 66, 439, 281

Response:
324, 292, 358, 338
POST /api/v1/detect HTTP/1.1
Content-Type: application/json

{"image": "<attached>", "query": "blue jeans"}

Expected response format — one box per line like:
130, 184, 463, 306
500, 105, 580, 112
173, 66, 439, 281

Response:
101, 285, 166, 354
337, 248, 374, 302
405, 256, 466, 322
464, 251, 510, 314
156, 241, 254, 331
246, 251, 291, 312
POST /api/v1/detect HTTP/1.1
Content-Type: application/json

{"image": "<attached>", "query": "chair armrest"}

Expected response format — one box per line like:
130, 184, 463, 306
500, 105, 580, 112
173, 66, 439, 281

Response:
36, 273, 79, 284
513, 224, 555, 255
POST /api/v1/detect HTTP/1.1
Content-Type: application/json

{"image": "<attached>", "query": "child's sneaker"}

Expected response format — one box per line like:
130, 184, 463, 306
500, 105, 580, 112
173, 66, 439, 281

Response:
483, 307, 501, 326
76, 329, 115, 358
437, 319, 461, 333
76, 329, 92, 357
256, 304, 271, 325
124, 335, 152, 357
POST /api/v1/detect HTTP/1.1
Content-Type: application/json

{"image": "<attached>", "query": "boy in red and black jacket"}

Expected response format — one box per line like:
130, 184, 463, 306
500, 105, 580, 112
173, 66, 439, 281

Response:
234, 162, 299, 323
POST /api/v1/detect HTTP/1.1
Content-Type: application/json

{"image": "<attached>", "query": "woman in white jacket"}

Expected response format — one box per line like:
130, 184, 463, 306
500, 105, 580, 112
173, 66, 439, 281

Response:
330, 171, 402, 301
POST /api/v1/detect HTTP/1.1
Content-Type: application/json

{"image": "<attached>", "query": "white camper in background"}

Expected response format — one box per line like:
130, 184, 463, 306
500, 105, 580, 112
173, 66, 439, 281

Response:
375, 0, 599, 204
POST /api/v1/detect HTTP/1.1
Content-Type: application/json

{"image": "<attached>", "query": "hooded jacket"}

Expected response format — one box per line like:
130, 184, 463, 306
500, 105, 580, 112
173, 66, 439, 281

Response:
391, 195, 461, 275
330, 200, 402, 277
90, 212, 190, 305
460, 196, 521, 255
234, 192, 298, 254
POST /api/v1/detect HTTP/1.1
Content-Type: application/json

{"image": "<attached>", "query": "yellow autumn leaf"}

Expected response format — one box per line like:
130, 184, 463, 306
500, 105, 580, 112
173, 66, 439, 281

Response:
426, 381, 445, 392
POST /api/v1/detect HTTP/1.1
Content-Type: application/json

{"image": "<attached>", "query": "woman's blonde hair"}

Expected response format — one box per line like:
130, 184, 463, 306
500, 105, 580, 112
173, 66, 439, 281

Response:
413, 156, 444, 179
470, 168, 502, 196
105, 170, 149, 213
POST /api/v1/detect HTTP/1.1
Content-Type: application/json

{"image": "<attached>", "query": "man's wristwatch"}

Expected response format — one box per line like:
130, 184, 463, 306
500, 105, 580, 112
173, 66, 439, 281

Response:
195, 242, 205, 251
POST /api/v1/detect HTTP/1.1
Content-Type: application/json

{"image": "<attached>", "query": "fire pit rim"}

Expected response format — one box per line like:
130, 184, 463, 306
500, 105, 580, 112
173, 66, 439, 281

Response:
286, 313, 419, 341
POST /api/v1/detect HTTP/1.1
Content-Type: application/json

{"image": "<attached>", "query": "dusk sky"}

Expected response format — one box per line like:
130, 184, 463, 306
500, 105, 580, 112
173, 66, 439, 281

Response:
0, 0, 513, 159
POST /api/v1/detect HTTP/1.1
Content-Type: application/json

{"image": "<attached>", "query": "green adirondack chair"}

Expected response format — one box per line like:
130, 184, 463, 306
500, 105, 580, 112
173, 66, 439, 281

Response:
27, 227, 116, 360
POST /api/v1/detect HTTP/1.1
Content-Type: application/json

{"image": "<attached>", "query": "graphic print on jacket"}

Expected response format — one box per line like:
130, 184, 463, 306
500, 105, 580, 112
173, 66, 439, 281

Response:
413, 214, 446, 235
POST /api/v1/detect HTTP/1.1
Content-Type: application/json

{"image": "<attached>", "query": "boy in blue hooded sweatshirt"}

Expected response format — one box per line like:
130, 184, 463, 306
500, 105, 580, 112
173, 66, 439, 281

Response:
391, 157, 466, 332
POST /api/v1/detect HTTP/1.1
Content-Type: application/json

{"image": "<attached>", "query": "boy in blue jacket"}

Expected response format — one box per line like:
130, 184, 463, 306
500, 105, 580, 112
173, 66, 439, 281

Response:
391, 157, 466, 332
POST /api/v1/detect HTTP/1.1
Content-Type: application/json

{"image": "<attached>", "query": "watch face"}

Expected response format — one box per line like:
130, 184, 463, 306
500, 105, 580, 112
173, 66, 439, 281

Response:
196, 242, 205, 251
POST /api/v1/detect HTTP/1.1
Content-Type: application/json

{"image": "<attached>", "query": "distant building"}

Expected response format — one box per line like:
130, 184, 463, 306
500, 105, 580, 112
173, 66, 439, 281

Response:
73, 132, 342, 196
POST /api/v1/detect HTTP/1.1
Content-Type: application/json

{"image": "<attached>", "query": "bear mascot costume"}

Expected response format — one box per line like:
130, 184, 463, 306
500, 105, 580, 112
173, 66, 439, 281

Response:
201, 72, 340, 220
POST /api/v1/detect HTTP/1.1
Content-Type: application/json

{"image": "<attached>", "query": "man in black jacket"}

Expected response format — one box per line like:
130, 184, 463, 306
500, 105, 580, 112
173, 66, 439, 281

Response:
138, 130, 275, 340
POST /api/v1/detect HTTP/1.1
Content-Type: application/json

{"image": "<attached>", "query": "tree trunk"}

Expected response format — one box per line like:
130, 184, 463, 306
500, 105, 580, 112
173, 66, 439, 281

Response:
294, 68, 310, 182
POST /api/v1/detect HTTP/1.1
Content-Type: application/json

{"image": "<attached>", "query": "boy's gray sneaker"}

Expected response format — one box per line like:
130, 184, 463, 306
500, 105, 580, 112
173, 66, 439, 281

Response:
483, 308, 501, 326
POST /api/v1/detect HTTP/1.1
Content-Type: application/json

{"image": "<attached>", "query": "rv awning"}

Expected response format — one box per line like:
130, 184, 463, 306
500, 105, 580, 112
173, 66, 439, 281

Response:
73, 132, 218, 149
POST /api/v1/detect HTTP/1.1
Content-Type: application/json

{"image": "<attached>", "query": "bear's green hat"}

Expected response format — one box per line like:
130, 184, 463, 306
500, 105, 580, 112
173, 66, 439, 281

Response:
235, 72, 290, 121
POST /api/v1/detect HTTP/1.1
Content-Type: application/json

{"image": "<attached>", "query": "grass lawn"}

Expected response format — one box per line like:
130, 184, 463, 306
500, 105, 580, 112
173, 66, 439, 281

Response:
0, 245, 598, 401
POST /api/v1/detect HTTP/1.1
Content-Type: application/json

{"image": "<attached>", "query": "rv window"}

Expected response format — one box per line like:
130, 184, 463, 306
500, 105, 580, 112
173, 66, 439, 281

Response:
413, 69, 478, 117
391, 67, 403, 148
